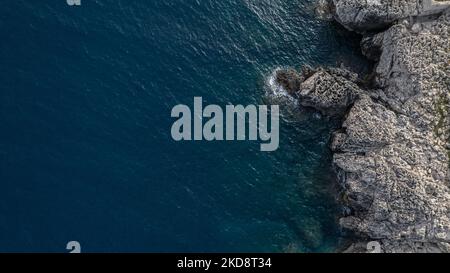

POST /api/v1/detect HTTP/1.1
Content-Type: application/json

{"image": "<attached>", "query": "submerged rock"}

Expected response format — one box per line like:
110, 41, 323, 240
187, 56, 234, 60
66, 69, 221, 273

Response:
275, 69, 303, 96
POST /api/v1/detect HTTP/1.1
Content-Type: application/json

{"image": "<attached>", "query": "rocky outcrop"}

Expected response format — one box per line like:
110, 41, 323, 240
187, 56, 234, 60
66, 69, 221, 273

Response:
289, 2, 450, 252
335, 7, 450, 252
298, 68, 362, 115
275, 66, 363, 114
332, 0, 450, 32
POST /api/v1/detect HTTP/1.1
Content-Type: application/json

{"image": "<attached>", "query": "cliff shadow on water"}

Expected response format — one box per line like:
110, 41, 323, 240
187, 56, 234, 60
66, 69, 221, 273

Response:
262, 1, 382, 251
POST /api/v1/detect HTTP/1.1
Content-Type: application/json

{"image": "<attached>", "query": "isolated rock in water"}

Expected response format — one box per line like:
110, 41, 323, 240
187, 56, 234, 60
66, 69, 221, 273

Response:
332, 0, 450, 32
298, 68, 362, 115
275, 69, 303, 96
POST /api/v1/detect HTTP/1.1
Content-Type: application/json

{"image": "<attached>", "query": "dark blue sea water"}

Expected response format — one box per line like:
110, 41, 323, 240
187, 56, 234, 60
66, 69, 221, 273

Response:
0, 0, 366, 252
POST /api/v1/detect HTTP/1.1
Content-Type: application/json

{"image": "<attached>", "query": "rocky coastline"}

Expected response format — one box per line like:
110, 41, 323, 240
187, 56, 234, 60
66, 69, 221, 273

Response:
278, 0, 450, 252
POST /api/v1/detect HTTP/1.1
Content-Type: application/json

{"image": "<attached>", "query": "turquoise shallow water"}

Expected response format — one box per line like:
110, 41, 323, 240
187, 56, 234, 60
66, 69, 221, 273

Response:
0, 0, 366, 252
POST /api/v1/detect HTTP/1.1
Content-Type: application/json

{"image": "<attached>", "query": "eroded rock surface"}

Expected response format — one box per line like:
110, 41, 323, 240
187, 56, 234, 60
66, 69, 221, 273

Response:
298, 68, 362, 115
295, 2, 450, 252
332, 0, 450, 32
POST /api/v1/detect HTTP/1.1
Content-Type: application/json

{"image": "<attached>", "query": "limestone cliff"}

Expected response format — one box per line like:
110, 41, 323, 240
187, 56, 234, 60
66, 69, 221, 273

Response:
280, 1, 450, 252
